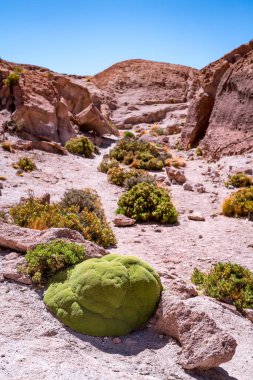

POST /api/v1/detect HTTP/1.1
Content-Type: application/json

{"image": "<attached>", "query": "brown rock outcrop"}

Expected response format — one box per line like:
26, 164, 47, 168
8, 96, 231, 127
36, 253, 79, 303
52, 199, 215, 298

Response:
182, 40, 253, 158
152, 292, 237, 369
0, 60, 118, 148
92, 59, 199, 128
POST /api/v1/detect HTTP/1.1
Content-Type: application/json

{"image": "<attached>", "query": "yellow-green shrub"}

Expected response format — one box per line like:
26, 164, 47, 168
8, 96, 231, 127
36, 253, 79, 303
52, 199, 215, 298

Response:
13, 157, 37, 172
222, 187, 253, 218
225, 172, 253, 188
65, 136, 95, 158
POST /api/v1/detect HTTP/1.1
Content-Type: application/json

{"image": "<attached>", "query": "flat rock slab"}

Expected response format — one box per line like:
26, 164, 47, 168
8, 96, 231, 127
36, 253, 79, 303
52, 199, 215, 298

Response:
0, 219, 107, 258
188, 212, 205, 221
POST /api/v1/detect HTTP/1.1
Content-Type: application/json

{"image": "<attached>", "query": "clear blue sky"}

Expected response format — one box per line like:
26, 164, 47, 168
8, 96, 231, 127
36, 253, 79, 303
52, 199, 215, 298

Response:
1, 0, 253, 75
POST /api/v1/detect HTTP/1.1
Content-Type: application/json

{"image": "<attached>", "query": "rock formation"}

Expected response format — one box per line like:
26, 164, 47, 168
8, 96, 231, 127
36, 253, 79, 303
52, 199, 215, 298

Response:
181, 40, 253, 158
1, 40, 253, 159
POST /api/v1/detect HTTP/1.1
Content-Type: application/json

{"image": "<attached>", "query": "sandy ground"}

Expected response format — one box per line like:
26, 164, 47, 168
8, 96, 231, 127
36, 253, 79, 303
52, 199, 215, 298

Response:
0, 142, 253, 380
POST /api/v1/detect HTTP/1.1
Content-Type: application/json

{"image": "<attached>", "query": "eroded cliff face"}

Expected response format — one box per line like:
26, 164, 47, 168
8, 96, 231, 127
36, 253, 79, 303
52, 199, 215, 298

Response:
0, 61, 118, 146
181, 40, 253, 158
1, 41, 253, 159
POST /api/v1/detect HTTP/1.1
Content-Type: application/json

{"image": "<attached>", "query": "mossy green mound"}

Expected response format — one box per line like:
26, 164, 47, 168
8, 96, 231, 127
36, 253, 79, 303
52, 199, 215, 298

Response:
44, 254, 162, 336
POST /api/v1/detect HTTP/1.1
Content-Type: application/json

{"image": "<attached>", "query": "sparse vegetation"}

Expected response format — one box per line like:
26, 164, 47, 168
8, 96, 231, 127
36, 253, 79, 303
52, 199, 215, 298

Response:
3, 67, 22, 87
22, 239, 86, 283
222, 187, 253, 219
2, 141, 13, 152
124, 131, 135, 138
98, 157, 119, 173
109, 136, 167, 171
10, 189, 116, 248
107, 167, 129, 186
107, 167, 155, 188
117, 182, 178, 224
225, 172, 253, 188
65, 136, 95, 158
13, 157, 37, 172
191, 262, 253, 310
196, 147, 203, 156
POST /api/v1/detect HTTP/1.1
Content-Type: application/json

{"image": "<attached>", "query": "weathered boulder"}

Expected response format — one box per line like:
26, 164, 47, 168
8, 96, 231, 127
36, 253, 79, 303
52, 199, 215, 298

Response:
75, 103, 119, 136
0, 219, 107, 258
182, 40, 253, 159
166, 167, 186, 185
9, 139, 68, 155
152, 292, 237, 369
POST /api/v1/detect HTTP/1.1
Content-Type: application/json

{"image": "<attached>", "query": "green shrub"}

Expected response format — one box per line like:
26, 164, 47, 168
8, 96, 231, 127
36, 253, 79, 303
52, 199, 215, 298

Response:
13, 157, 37, 172
222, 187, 253, 218
191, 263, 253, 310
98, 158, 119, 173
22, 239, 85, 283
10, 189, 116, 248
3, 67, 22, 87
60, 188, 102, 217
124, 172, 155, 190
225, 173, 253, 188
196, 147, 203, 156
124, 131, 135, 138
109, 137, 162, 168
43, 254, 162, 336
107, 167, 128, 186
65, 136, 95, 158
117, 183, 178, 224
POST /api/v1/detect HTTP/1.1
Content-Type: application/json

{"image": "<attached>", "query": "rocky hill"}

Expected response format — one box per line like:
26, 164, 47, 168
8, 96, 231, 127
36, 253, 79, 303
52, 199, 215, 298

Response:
1, 41, 253, 159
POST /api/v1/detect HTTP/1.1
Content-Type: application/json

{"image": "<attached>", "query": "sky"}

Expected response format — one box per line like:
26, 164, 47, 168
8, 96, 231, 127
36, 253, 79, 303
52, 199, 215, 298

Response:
1, 0, 253, 75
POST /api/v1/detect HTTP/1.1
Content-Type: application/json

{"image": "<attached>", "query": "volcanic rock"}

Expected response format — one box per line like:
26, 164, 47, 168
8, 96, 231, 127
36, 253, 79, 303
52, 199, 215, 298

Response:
152, 292, 237, 369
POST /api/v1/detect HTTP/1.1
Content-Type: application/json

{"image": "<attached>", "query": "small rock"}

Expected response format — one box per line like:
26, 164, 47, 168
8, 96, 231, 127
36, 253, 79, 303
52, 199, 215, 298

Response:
166, 167, 186, 185
154, 228, 162, 233
0, 183, 3, 189
113, 337, 121, 344
183, 182, 194, 192
244, 309, 253, 322
125, 338, 137, 346
188, 212, 205, 221
195, 183, 206, 193
113, 215, 136, 227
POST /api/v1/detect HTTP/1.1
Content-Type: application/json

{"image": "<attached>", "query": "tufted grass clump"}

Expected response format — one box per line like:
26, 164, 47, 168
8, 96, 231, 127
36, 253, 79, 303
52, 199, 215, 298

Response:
191, 263, 253, 310
195, 146, 203, 156
44, 254, 162, 336
109, 136, 166, 171
98, 158, 119, 173
22, 239, 86, 283
124, 131, 135, 138
10, 189, 116, 248
13, 157, 37, 172
65, 136, 95, 158
117, 182, 178, 224
222, 187, 253, 219
225, 172, 253, 188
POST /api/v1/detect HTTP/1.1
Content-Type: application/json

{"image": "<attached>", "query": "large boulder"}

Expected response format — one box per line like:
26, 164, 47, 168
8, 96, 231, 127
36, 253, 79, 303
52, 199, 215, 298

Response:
0, 218, 106, 258
44, 254, 162, 336
152, 291, 237, 369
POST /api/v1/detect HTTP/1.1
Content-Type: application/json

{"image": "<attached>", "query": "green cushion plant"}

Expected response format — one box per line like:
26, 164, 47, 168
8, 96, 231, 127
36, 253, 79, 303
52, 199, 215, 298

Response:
44, 254, 162, 336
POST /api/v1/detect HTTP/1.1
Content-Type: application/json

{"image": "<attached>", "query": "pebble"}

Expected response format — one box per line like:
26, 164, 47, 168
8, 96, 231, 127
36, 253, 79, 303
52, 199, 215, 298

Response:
113, 337, 121, 344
